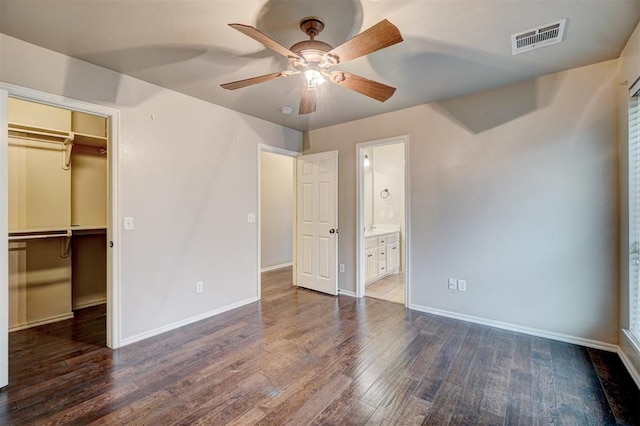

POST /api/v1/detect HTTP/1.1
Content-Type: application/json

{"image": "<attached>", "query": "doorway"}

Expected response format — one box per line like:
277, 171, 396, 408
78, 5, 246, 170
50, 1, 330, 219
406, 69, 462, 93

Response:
257, 146, 340, 298
257, 145, 298, 299
0, 84, 121, 388
357, 136, 409, 305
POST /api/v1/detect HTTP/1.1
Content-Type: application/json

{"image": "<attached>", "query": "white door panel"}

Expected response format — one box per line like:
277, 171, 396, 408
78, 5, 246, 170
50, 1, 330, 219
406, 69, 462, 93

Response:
296, 151, 338, 295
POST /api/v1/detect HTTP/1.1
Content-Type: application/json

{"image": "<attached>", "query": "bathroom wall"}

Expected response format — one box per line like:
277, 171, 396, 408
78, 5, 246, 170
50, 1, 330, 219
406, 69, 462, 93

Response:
372, 144, 405, 230
364, 148, 373, 226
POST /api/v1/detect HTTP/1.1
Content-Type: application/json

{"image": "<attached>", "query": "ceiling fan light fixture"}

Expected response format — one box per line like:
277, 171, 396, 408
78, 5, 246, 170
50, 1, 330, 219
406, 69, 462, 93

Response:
222, 18, 403, 113
304, 67, 325, 89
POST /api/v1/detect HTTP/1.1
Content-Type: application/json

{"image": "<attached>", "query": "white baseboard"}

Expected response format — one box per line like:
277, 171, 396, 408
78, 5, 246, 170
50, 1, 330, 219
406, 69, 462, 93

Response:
409, 304, 618, 352
618, 331, 640, 389
9, 312, 75, 332
261, 262, 293, 273
338, 289, 357, 297
73, 299, 107, 310
120, 297, 258, 347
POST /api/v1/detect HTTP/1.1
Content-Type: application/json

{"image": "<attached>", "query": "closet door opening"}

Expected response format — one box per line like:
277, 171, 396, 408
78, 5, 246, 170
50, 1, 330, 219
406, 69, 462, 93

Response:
6, 97, 109, 382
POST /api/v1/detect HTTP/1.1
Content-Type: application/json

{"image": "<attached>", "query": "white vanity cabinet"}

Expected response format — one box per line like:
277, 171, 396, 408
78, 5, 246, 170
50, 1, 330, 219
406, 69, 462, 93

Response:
365, 247, 378, 282
364, 231, 400, 284
386, 233, 400, 274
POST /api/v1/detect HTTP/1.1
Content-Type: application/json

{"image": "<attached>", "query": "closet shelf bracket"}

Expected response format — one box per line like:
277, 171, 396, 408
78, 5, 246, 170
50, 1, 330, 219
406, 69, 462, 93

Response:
62, 134, 75, 171
61, 230, 72, 258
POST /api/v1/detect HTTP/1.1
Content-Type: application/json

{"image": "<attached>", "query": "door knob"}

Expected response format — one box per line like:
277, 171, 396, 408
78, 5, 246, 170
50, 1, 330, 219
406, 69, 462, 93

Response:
329, 228, 338, 234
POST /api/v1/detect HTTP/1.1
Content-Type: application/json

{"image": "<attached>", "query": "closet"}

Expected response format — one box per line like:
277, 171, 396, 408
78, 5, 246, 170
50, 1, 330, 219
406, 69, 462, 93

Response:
7, 98, 108, 331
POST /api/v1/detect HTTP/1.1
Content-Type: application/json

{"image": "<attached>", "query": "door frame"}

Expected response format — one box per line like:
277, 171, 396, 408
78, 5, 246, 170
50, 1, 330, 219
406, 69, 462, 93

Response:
356, 135, 411, 305
256, 143, 299, 300
0, 83, 122, 362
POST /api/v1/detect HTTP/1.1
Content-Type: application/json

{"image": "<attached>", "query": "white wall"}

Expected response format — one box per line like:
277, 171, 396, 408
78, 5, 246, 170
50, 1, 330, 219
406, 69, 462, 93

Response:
0, 34, 302, 343
306, 59, 619, 344
260, 151, 294, 270
363, 148, 373, 226
372, 143, 405, 227
618, 20, 640, 378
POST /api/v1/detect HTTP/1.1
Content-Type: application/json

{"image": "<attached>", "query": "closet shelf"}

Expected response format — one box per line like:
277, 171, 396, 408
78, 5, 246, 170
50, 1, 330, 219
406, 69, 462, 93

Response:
9, 225, 106, 241
9, 122, 107, 149
73, 132, 107, 148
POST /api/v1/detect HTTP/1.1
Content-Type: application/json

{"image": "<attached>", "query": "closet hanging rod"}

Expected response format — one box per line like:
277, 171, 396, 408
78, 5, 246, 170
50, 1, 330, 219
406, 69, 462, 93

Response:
8, 126, 74, 144
9, 126, 75, 170
8, 229, 72, 242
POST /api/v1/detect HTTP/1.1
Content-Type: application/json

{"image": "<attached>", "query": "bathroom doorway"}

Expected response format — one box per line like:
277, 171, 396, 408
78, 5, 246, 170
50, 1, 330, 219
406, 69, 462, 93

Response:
356, 136, 409, 305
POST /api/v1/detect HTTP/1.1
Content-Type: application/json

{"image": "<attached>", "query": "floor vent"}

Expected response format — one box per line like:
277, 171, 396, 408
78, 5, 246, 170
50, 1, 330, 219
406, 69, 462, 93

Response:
511, 19, 566, 55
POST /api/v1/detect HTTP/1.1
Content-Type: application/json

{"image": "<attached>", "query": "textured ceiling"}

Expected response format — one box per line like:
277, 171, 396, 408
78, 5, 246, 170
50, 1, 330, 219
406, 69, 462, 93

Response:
1, 0, 639, 131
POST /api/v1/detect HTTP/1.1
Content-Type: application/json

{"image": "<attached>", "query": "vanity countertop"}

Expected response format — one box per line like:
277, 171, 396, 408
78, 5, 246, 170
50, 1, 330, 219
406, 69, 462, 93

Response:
364, 229, 399, 238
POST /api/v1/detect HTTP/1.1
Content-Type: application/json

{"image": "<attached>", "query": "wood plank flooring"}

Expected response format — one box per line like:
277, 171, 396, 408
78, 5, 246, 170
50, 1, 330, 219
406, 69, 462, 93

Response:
1, 266, 638, 425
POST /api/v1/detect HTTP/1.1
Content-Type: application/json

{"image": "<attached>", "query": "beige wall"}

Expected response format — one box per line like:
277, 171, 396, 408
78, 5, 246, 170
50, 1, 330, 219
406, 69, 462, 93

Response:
618, 20, 640, 378
306, 59, 619, 344
0, 34, 302, 342
260, 152, 294, 270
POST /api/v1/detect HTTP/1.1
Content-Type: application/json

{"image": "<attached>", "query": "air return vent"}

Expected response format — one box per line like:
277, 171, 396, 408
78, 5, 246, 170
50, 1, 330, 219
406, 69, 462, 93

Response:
511, 19, 566, 55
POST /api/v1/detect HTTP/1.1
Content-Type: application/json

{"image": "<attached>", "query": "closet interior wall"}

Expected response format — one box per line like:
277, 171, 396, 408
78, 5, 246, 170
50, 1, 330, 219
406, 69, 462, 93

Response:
7, 98, 107, 331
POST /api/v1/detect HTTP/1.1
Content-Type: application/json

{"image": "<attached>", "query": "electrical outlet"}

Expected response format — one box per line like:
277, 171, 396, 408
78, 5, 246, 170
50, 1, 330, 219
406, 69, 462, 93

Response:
448, 278, 457, 291
339, 264, 345, 273
196, 281, 203, 293
247, 213, 256, 223
457, 279, 467, 292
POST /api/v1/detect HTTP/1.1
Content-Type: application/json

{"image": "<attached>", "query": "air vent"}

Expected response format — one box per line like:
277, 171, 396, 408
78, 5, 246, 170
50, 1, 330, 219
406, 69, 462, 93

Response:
511, 19, 566, 55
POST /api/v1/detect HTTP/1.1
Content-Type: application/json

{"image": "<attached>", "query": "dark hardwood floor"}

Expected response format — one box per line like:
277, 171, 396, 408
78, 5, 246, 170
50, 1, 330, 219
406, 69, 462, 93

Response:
1, 267, 638, 425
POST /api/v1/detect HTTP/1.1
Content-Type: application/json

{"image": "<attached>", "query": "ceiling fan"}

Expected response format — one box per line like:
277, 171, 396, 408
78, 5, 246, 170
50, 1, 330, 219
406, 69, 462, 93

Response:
220, 17, 403, 114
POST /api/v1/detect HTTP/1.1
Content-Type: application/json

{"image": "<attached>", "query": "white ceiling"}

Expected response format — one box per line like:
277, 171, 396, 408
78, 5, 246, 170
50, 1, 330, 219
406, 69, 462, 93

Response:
1, 0, 639, 131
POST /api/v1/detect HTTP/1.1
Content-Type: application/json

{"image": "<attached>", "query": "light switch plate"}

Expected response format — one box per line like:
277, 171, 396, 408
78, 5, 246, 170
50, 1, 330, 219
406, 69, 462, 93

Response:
448, 278, 457, 291
123, 216, 134, 231
339, 264, 345, 273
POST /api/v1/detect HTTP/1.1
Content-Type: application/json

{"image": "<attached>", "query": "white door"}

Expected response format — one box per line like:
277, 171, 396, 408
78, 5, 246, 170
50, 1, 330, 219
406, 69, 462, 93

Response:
296, 151, 338, 295
1, 89, 8, 388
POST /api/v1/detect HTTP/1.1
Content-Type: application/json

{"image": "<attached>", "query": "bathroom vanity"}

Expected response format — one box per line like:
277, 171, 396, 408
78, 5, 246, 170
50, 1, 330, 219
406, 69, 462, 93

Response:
364, 230, 400, 284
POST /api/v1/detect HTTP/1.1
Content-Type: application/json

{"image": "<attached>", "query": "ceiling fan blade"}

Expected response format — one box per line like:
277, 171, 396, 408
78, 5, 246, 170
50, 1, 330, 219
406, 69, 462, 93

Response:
299, 84, 318, 115
323, 19, 403, 65
220, 71, 296, 90
229, 23, 304, 62
329, 71, 396, 102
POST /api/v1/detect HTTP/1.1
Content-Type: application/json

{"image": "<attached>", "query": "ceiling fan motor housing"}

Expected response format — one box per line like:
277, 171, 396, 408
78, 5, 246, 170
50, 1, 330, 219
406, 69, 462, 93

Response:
291, 18, 333, 66
290, 40, 333, 65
